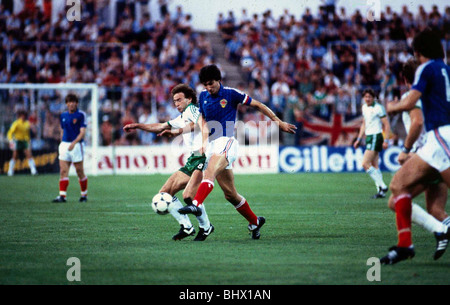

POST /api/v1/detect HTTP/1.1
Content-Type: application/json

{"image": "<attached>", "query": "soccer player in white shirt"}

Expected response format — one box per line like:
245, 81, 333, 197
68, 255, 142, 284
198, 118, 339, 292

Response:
123, 84, 213, 241
354, 89, 391, 199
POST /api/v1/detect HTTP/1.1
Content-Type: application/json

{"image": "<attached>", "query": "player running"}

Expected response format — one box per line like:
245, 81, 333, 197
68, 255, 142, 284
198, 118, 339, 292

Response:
7, 110, 38, 176
386, 58, 449, 262
353, 88, 391, 199
123, 84, 213, 241
177, 64, 296, 239
52, 94, 88, 203
382, 28, 450, 264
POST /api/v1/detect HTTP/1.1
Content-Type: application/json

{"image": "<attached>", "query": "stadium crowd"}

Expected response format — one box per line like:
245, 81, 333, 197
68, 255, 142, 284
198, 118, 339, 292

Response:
0, 1, 449, 148
220, 4, 449, 145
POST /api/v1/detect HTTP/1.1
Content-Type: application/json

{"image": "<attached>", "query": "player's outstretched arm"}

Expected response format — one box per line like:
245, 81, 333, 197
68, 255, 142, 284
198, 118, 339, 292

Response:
387, 89, 421, 114
248, 99, 297, 134
123, 122, 169, 134
157, 122, 196, 137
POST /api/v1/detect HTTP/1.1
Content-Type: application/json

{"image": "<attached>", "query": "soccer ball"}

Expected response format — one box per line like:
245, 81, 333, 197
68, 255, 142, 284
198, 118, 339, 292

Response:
151, 192, 172, 215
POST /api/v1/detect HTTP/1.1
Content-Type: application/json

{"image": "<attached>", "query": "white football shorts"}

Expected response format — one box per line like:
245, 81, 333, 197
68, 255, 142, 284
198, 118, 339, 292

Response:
205, 136, 239, 170
417, 125, 450, 172
58, 141, 85, 163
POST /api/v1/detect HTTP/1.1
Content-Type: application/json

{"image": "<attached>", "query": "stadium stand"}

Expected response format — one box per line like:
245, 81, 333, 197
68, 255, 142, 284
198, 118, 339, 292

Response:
0, 1, 449, 148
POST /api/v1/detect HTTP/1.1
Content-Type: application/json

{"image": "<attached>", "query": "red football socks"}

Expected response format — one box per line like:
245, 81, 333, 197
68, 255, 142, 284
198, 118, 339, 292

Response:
236, 197, 258, 226
194, 180, 215, 206
394, 194, 413, 248
59, 177, 69, 197
79, 177, 88, 197
194, 180, 258, 227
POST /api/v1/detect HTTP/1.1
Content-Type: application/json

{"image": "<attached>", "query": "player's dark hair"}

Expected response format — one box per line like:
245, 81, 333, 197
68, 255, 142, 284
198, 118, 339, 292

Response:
412, 27, 444, 59
171, 84, 198, 105
402, 58, 419, 85
17, 109, 28, 119
361, 88, 376, 98
65, 93, 79, 103
199, 65, 222, 84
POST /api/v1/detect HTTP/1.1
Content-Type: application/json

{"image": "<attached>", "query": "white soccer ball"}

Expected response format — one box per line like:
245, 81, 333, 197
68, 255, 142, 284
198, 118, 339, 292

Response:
151, 192, 173, 215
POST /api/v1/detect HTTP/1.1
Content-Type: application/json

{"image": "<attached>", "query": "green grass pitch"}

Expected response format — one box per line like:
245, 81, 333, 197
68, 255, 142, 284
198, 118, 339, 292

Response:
0, 172, 449, 285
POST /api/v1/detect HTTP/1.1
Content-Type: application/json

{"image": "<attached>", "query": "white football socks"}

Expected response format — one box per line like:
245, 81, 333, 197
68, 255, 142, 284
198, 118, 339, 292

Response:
366, 166, 387, 190
170, 196, 211, 231
374, 168, 387, 189
8, 159, 15, 176
7, 159, 37, 175
170, 196, 192, 229
28, 158, 37, 175
443, 217, 450, 228
412, 203, 447, 234
196, 204, 211, 230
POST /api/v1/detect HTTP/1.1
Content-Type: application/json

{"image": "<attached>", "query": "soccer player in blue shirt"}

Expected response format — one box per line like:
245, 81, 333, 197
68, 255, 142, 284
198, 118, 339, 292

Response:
53, 94, 88, 203
178, 64, 296, 239
381, 28, 450, 264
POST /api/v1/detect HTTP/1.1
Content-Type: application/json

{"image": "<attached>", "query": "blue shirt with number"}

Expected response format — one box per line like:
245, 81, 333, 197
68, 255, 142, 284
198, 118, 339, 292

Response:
412, 59, 450, 131
199, 84, 252, 140
60, 110, 87, 142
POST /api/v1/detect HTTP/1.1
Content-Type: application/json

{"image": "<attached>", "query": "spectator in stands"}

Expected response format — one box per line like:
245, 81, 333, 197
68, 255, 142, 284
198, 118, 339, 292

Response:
220, 12, 237, 43
225, 36, 242, 63
311, 38, 327, 61
324, 69, 341, 94
358, 46, 375, 85
177, 14, 192, 34
158, 0, 169, 19
270, 87, 287, 121
334, 88, 351, 115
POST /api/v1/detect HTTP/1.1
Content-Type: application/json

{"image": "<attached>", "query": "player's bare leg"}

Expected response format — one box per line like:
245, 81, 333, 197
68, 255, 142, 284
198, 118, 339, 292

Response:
388, 179, 447, 251
180, 153, 228, 214
425, 182, 450, 260
203, 153, 229, 182
390, 155, 438, 196
381, 154, 439, 264
426, 182, 448, 222
159, 171, 195, 240
387, 183, 426, 211
160, 171, 189, 196
183, 170, 202, 201
73, 161, 88, 202
361, 150, 378, 171
8, 149, 18, 176
440, 168, 450, 189
216, 169, 265, 239
184, 170, 214, 241
59, 160, 71, 178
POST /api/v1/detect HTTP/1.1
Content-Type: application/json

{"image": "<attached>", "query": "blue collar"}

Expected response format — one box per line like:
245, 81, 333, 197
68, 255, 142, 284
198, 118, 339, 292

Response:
206, 83, 223, 98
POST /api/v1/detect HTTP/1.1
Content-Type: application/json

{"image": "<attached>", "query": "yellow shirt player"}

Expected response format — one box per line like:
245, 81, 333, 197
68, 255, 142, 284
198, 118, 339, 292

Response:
7, 110, 38, 176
